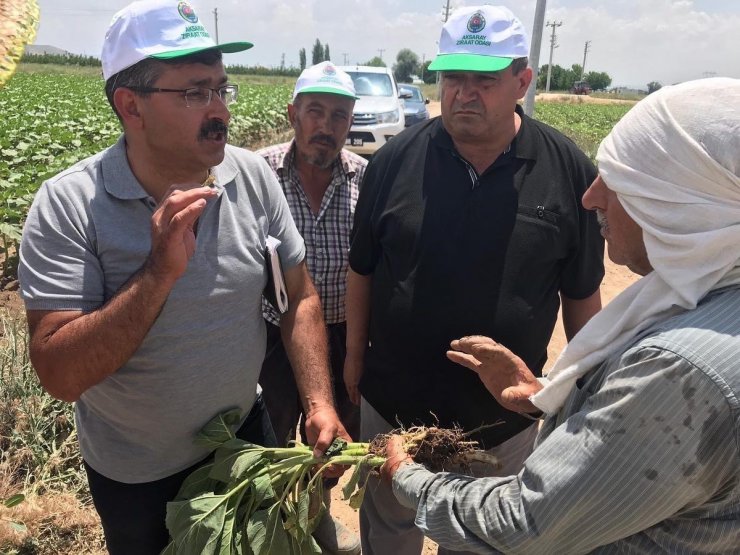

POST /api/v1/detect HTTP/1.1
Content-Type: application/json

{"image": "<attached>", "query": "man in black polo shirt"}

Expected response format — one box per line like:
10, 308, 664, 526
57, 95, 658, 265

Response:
345, 5, 604, 554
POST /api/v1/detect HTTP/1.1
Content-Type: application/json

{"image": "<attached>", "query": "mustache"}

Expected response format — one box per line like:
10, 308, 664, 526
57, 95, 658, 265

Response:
309, 134, 337, 148
596, 211, 608, 229
198, 119, 229, 141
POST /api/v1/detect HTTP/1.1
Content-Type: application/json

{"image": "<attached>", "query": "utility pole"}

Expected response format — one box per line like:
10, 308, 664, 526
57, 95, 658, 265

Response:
342, 52, 349, 65
581, 40, 591, 79
523, 0, 547, 116
212, 8, 219, 44
545, 20, 562, 93
442, 0, 452, 22
421, 53, 426, 83
377, 48, 385, 61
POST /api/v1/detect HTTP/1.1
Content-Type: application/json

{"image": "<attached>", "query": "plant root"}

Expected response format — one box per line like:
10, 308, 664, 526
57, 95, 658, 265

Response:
369, 425, 485, 472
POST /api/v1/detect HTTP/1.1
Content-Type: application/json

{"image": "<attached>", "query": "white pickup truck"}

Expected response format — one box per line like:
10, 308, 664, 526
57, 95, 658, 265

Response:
338, 65, 408, 156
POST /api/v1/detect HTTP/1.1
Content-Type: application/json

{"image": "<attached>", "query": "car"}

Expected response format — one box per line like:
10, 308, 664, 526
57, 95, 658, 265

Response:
337, 65, 406, 156
398, 84, 430, 127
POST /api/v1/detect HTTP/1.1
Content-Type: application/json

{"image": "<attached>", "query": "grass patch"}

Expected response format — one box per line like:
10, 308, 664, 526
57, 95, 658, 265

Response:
0, 311, 103, 554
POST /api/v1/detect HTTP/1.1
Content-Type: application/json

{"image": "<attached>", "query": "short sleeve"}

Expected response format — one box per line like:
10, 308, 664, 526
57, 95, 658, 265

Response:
19, 180, 104, 311
348, 155, 385, 275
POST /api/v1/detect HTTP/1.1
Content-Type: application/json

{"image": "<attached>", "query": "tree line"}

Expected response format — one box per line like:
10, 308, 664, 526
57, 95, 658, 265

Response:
23, 48, 656, 94
536, 63, 611, 91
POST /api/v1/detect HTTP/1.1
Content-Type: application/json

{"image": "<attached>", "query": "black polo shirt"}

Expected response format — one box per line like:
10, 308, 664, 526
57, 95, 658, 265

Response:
349, 107, 604, 447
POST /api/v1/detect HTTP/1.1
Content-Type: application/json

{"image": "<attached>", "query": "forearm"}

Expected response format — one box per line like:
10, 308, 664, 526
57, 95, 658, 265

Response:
392, 354, 734, 554
345, 269, 371, 363
281, 291, 334, 414
28, 263, 175, 402
561, 289, 602, 340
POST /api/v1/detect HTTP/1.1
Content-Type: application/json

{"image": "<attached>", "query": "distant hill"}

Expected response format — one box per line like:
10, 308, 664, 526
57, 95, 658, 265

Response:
25, 44, 70, 56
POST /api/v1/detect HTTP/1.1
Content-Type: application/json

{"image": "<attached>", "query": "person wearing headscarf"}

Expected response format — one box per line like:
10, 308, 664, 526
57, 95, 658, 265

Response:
382, 77, 740, 553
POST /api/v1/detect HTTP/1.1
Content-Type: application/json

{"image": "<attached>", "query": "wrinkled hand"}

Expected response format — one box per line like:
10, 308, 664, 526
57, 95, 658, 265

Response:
304, 404, 352, 479
145, 186, 216, 285
343, 356, 364, 406
380, 435, 413, 483
447, 335, 543, 415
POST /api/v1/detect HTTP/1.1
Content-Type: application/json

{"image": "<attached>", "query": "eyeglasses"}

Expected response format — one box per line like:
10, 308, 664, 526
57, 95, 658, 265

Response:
125, 84, 239, 108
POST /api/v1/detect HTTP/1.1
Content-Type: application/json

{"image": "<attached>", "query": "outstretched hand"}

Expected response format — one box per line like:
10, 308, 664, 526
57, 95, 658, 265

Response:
447, 335, 543, 415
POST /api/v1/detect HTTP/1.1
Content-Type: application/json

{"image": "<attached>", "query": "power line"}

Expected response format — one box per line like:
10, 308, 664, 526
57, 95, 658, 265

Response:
545, 20, 562, 93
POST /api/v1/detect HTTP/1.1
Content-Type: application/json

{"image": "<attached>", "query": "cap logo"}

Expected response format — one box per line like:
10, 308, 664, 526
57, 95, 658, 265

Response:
178, 1, 199, 24
467, 11, 486, 33
323, 64, 337, 75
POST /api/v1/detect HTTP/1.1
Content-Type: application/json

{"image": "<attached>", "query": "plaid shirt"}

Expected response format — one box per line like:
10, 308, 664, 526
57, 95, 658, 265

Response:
256, 140, 366, 325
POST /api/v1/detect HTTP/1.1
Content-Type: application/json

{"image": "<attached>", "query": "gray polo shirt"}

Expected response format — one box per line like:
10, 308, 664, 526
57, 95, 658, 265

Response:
19, 136, 305, 483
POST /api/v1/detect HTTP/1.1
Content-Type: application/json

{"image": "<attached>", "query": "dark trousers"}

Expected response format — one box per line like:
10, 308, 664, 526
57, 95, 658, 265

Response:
84, 394, 277, 555
259, 320, 360, 450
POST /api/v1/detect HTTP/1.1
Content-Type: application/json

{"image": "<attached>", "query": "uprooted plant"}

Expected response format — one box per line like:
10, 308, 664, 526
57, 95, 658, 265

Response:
162, 409, 495, 554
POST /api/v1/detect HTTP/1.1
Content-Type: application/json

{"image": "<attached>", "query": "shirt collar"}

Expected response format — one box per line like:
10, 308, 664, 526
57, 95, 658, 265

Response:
101, 135, 239, 200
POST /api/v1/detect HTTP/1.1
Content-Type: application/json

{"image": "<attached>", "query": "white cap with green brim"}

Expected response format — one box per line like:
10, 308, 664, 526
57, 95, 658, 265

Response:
101, 0, 253, 81
428, 5, 529, 73
292, 61, 358, 100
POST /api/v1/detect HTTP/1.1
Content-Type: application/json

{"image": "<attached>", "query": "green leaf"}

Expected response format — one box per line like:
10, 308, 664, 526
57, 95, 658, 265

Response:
175, 462, 220, 501
195, 408, 243, 450
166, 493, 230, 555
282, 498, 302, 542
246, 505, 291, 555
253, 473, 276, 506
217, 486, 248, 555
0, 222, 22, 242
347, 461, 372, 510
210, 445, 266, 484
3, 493, 25, 508
348, 479, 368, 510
262, 503, 292, 555
160, 541, 177, 555
297, 489, 310, 536
341, 461, 365, 501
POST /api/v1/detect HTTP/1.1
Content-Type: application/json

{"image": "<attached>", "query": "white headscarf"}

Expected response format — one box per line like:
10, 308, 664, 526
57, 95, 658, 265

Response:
531, 77, 740, 414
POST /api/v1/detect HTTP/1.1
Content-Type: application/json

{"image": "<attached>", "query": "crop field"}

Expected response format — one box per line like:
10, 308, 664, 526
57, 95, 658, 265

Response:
0, 70, 292, 274
0, 67, 637, 553
534, 101, 632, 160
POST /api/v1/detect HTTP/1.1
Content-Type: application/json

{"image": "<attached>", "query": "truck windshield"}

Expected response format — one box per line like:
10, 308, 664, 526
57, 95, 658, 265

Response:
347, 72, 393, 97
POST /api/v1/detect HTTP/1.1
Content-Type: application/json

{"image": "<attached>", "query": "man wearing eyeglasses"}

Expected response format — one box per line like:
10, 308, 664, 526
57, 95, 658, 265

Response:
17, 1, 349, 553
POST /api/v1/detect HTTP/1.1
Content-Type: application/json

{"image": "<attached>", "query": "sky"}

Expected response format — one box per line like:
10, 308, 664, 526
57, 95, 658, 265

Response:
35, 0, 740, 89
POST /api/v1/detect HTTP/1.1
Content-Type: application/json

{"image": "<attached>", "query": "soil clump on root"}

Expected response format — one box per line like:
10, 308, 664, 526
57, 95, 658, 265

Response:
369, 426, 481, 472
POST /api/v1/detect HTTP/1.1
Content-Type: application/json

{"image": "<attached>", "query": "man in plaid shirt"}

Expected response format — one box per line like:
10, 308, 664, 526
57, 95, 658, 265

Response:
256, 61, 366, 555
